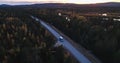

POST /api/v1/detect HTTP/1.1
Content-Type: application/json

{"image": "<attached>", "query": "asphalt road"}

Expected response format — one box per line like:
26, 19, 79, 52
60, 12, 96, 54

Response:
31, 16, 92, 63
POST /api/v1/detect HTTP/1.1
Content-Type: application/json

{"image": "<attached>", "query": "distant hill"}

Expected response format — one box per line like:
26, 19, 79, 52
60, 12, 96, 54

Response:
0, 2, 120, 8
0, 4, 11, 7
94, 2, 120, 7
13, 2, 120, 8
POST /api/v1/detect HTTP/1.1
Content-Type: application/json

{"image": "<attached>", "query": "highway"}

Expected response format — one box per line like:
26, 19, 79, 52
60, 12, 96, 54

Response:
31, 16, 97, 63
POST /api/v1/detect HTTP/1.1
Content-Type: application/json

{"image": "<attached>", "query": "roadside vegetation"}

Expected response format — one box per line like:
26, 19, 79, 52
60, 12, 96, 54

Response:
28, 8, 120, 63
0, 8, 78, 63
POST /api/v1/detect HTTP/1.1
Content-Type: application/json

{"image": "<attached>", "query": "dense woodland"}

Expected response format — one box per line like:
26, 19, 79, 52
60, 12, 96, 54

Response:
0, 3, 120, 63
27, 7, 120, 63
0, 8, 78, 63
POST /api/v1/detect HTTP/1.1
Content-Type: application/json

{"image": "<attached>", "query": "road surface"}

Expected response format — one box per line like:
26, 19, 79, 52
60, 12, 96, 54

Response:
31, 16, 95, 63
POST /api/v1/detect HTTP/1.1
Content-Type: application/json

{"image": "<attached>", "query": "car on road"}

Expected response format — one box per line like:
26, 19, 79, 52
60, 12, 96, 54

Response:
59, 36, 64, 42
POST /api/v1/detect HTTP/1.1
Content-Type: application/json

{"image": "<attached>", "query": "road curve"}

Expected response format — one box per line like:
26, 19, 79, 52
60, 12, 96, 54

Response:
31, 16, 98, 63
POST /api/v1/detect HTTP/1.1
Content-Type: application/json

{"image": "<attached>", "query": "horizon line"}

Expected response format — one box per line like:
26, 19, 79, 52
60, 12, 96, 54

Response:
0, 1, 120, 5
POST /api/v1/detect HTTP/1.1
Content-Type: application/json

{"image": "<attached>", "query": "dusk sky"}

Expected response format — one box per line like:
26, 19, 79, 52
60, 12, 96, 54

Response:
0, 0, 120, 5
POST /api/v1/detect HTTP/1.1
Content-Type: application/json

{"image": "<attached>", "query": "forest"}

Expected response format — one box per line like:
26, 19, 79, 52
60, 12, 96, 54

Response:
26, 6, 120, 63
0, 7, 78, 63
0, 3, 120, 63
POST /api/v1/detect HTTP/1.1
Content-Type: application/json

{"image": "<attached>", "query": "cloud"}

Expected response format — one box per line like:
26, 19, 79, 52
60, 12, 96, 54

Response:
0, 0, 66, 3
0, 0, 67, 5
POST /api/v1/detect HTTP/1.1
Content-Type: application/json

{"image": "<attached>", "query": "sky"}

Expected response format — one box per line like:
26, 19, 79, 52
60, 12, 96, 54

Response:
0, 0, 120, 5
